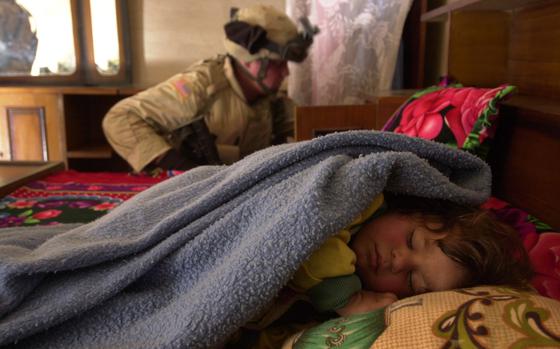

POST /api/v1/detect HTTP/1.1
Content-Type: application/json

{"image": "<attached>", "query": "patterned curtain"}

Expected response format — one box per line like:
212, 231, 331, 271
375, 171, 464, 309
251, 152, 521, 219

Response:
287, 0, 413, 105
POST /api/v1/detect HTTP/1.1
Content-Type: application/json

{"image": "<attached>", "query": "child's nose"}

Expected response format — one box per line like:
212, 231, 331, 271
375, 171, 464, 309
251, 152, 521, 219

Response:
391, 248, 412, 273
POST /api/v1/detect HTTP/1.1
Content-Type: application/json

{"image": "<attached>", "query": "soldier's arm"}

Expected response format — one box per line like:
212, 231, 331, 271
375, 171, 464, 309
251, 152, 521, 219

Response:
102, 69, 212, 172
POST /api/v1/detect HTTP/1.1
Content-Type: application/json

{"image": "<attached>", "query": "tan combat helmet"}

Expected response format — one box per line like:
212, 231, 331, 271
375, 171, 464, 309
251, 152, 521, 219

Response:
224, 4, 318, 63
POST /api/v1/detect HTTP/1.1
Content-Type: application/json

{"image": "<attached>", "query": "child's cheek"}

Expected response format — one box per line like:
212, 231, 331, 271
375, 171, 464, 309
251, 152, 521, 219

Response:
384, 233, 402, 247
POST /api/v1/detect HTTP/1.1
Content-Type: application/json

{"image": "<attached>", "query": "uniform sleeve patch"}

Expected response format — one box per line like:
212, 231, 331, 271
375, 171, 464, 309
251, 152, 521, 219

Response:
173, 79, 192, 98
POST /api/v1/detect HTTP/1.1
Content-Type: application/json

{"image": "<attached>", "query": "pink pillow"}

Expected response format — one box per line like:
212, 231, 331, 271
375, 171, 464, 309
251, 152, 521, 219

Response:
524, 232, 560, 301
482, 197, 559, 300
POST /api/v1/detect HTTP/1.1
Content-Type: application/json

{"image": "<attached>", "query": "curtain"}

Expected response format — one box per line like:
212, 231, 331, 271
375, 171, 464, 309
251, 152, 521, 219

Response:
287, 0, 413, 105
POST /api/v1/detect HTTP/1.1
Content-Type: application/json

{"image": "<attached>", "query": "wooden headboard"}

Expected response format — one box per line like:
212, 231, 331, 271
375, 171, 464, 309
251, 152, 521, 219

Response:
488, 98, 560, 230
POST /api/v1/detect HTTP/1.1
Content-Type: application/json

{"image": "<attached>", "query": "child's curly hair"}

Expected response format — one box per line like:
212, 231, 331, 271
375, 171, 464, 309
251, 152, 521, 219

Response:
386, 193, 534, 291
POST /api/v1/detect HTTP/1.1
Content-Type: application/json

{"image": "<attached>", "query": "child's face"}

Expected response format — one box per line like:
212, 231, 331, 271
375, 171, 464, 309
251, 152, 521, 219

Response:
350, 212, 468, 298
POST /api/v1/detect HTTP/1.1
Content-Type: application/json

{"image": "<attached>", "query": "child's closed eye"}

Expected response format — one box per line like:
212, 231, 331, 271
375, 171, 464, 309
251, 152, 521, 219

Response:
407, 230, 415, 249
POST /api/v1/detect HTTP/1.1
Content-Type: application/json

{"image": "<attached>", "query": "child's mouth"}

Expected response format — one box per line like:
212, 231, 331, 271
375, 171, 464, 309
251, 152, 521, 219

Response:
370, 244, 380, 273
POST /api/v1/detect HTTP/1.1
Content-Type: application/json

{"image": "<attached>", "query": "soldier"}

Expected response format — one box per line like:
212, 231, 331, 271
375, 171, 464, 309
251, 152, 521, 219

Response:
102, 4, 318, 172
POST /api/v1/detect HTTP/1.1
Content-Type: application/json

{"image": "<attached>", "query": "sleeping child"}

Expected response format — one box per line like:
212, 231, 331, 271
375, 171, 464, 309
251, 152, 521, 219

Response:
229, 193, 534, 348
292, 193, 533, 317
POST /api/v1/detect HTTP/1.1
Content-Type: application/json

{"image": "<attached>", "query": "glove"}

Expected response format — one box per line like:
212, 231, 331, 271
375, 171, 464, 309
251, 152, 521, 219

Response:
181, 119, 222, 165
153, 148, 197, 170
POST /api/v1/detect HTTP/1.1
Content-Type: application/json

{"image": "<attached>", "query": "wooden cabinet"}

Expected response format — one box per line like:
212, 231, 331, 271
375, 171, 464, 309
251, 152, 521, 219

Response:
422, 0, 560, 97
0, 91, 64, 162
0, 87, 140, 170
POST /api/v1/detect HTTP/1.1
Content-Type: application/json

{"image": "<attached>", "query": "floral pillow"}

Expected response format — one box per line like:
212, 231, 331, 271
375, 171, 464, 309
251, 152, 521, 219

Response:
482, 197, 559, 301
382, 84, 516, 158
525, 232, 560, 300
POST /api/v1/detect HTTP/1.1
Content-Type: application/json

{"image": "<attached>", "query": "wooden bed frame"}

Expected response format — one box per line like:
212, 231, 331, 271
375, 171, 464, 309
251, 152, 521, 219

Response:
489, 99, 560, 230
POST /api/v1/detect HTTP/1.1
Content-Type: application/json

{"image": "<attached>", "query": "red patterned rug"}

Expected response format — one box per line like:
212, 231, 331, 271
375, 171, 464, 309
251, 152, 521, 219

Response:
0, 170, 182, 228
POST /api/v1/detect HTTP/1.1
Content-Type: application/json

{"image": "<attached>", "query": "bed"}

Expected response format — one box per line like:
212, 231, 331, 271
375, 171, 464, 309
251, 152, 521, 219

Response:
0, 90, 558, 348
285, 86, 560, 348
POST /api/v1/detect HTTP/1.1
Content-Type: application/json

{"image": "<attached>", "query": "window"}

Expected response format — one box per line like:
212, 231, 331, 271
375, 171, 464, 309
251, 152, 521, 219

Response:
0, 0, 130, 85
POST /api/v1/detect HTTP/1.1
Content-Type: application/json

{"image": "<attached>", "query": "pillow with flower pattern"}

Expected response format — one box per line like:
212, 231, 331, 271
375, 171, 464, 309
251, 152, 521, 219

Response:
381, 84, 516, 158
482, 197, 559, 301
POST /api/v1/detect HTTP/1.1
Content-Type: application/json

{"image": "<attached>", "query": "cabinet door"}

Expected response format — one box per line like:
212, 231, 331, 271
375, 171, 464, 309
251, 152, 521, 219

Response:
0, 93, 65, 162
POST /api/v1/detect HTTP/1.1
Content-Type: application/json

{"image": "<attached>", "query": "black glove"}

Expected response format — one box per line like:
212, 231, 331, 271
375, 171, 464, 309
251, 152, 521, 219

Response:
153, 148, 198, 171
154, 119, 222, 170
181, 119, 222, 165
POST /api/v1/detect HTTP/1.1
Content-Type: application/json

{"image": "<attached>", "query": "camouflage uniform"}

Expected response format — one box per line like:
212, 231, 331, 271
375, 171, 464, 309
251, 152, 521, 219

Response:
102, 54, 294, 172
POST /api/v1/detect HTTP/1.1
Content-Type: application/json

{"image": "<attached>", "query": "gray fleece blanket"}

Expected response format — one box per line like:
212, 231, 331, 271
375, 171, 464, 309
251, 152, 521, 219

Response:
0, 131, 491, 348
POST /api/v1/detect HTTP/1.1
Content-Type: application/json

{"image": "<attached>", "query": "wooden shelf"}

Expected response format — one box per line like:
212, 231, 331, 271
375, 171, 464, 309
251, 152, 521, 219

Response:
67, 144, 113, 159
422, 0, 549, 22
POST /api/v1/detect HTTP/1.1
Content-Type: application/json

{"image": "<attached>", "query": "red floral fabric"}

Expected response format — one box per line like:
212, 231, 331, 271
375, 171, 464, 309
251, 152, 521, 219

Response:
382, 84, 516, 158
0, 170, 182, 228
482, 197, 559, 301
524, 232, 560, 300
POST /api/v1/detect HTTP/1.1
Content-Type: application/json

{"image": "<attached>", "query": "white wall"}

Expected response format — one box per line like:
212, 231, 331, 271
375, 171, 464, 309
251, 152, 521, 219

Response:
128, 0, 285, 87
